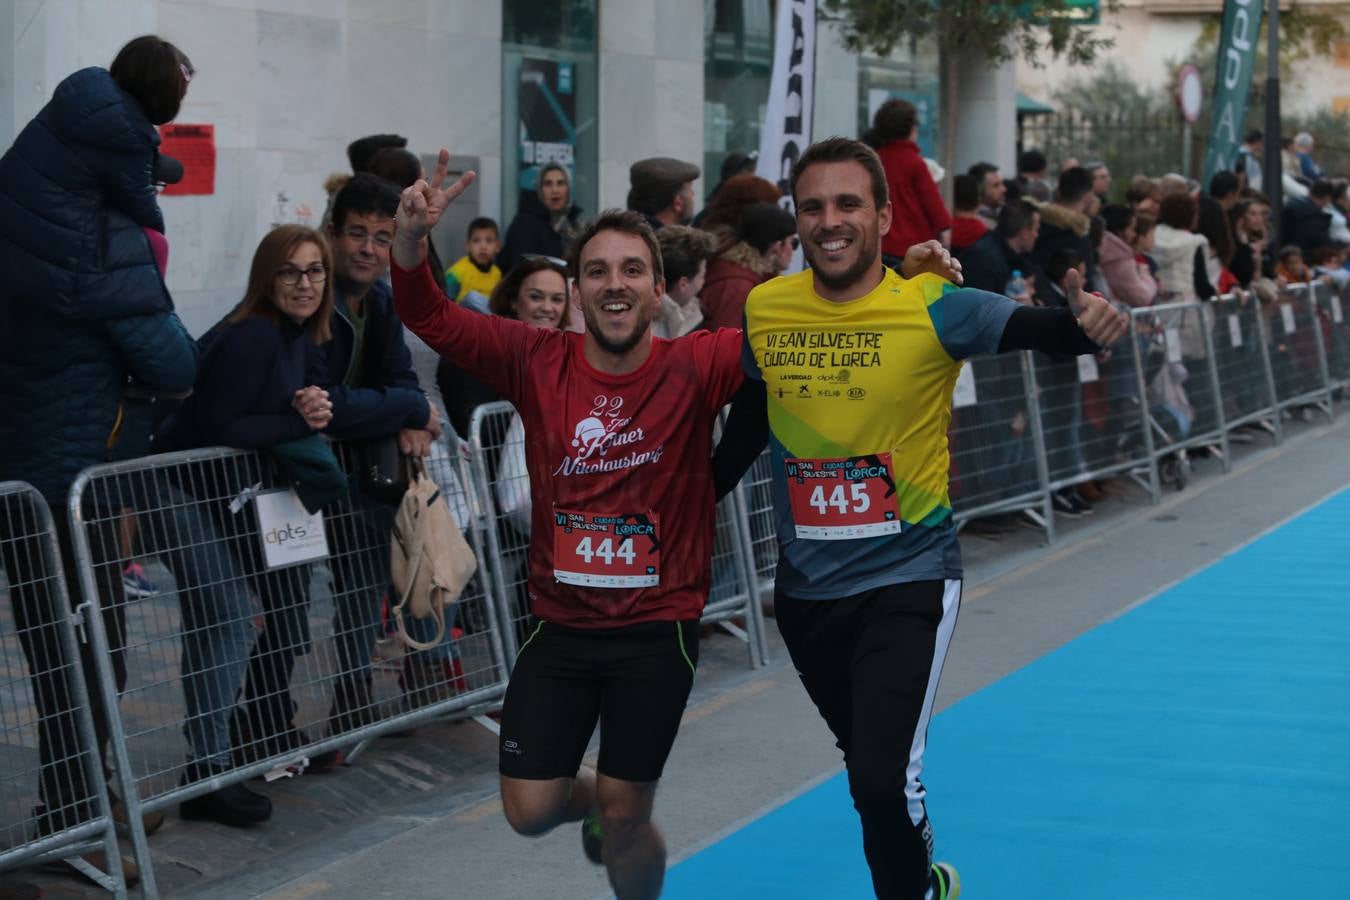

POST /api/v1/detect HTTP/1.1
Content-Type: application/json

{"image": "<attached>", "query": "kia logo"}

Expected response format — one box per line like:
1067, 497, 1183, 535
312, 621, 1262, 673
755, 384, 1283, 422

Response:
847, 388, 866, 399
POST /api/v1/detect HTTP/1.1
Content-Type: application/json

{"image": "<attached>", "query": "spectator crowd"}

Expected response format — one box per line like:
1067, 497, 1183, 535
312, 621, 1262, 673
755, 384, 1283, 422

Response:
1, 37, 1349, 893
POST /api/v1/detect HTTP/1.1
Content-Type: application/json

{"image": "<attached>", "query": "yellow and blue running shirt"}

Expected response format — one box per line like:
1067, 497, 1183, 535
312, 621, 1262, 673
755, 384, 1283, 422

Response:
741, 267, 1019, 600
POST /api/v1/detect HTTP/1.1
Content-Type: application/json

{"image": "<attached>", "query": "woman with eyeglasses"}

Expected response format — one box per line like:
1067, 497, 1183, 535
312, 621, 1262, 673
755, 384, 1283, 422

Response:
156, 225, 342, 825
701, 201, 798, 331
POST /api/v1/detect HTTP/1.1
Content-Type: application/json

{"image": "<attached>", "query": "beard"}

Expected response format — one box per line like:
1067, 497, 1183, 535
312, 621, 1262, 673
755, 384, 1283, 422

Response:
802, 226, 880, 293
583, 289, 654, 356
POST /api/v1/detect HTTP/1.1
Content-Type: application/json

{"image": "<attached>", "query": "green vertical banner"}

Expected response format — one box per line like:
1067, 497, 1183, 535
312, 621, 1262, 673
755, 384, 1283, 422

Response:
1203, 0, 1264, 185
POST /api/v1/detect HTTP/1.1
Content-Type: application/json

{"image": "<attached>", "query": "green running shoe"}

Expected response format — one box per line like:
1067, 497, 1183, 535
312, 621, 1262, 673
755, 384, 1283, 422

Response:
930, 861, 961, 899
581, 811, 603, 865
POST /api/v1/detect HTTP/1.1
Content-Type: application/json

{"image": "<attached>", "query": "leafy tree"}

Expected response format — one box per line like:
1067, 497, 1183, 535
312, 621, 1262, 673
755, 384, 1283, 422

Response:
823, 0, 1120, 182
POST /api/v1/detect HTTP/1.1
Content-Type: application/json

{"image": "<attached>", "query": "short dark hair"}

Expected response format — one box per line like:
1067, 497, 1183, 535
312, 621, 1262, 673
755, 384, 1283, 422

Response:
347, 134, 407, 174
1018, 149, 1047, 175
790, 137, 889, 211
953, 174, 981, 212
995, 200, 1039, 239
738, 202, 797, 253
489, 256, 570, 326
1310, 180, 1335, 200
1101, 204, 1136, 237
569, 209, 664, 285
1244, 129, 1264, 144
867, 99, 918, 147
467, 217, 499, 239
367, 147, 423, 190
1208, 170, 1240, 199
1045, 247, 1084, 285
1134, 214, 1157, 238
656, 225, 717, 284
109, 35, 193, 126
1057, 166, 1094, 204
968, 162, 998, 184
1158, 192, 1198, 230
330, 173, 400, 232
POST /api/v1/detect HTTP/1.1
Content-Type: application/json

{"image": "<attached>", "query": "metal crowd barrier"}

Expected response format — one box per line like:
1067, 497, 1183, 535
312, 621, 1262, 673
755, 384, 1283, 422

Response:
64, 442, 507, 897
466, 401, 769, 669
1312, 280, 1350, 394
0, 482, 126, 895
949, 353, 1055, 536
1267, 284, 1334, 422
1211, 292, 1282, 442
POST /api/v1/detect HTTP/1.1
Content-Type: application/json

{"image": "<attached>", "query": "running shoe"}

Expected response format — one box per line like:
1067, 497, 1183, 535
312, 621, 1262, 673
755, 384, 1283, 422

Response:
930, 861, 961, 899
121, 562, 159, 598
581, 811, 604, 865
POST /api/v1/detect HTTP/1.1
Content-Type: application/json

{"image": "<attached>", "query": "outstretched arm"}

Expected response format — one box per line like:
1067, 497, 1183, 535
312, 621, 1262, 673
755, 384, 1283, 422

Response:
998, 269, 1129, 353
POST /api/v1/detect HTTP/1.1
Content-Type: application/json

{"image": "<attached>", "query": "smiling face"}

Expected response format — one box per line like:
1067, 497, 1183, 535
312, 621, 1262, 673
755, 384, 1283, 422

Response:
512, 269, 569, 330
273, 241, 326, 325
575, 229, 664, 357
329, 210, 394, 289
794, 160, 891, 301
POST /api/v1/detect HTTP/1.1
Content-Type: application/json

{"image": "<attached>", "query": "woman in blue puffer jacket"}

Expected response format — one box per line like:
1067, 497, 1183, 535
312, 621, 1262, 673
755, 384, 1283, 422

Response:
0, 36, 213, 870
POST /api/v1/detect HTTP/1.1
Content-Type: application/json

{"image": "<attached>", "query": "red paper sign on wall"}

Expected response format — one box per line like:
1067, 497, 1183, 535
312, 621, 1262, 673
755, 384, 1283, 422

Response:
159, 123, 216, 196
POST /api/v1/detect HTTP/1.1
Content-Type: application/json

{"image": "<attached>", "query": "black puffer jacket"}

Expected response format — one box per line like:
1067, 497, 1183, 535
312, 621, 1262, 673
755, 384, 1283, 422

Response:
0, 66, 170, 317
0, 68, 195, 503
499, 191, 582, 272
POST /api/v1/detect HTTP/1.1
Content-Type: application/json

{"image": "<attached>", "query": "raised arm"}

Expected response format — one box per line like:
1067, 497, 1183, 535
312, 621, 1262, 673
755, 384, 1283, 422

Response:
390, 149, 538, 400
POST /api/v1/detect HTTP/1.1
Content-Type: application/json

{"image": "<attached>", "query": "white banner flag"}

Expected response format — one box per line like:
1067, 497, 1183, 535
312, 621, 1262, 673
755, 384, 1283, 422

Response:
756, 0, 816, 211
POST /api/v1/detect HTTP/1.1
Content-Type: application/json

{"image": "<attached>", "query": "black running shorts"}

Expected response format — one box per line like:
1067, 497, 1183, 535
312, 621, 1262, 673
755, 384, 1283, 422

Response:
498, 619, 699, 783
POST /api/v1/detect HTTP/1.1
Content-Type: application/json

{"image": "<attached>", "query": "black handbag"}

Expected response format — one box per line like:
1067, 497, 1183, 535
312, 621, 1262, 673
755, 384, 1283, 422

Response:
355, 435, 411, 505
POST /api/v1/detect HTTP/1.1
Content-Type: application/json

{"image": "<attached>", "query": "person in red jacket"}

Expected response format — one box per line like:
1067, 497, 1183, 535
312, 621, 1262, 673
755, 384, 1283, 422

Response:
700, 202, 797, 330
866, 98, 951, 260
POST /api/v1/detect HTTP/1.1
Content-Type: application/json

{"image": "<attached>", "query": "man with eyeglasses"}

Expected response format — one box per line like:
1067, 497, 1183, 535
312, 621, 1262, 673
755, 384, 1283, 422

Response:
300, 172, 441, 748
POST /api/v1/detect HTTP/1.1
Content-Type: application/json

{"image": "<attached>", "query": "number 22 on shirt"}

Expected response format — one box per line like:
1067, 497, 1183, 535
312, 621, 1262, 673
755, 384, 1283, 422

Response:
784, 454, 902, 540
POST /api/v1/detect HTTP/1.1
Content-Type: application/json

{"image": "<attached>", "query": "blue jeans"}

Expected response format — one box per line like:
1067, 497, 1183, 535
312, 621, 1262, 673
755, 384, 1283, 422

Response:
133, 477, 258, 769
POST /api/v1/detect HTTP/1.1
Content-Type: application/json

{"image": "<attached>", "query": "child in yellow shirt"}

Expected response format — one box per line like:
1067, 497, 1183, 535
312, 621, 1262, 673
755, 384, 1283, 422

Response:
445, 217, 502, 304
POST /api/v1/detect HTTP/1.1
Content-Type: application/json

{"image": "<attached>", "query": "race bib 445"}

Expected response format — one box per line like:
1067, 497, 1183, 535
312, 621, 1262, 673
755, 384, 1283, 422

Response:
785, 454, 901, 540
552, 509, 660, 588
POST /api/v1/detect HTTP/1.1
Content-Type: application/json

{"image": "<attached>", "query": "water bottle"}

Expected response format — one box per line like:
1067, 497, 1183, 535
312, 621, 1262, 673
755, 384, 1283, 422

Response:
1005, 269, 1026, 300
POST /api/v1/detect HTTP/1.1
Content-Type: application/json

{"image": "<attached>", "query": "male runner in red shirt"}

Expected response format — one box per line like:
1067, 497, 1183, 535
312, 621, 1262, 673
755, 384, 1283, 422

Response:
391, 154, 742, 900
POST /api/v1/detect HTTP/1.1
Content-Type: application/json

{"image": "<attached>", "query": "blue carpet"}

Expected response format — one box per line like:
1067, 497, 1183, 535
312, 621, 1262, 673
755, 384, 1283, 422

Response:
665, 490, 1350, 898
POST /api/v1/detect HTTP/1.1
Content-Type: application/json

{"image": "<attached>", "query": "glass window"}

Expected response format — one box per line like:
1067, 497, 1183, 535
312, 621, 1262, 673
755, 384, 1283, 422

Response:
703, 0, 774, 196
503, 0, 596, 55
502, 0, 599, 227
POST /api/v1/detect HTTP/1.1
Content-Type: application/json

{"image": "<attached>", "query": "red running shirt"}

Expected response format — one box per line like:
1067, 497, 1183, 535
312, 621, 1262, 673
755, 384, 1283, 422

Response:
392, 258, 745, 628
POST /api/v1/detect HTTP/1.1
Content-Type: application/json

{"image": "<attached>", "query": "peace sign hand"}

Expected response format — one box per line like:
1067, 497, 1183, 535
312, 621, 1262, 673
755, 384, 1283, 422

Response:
396, 148, 477, 243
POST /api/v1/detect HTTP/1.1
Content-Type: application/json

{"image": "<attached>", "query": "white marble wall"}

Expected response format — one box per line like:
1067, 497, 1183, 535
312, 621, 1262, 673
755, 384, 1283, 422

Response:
597, 0, 705, 212
1, 0, 503, 336
952, 50, 1017, 177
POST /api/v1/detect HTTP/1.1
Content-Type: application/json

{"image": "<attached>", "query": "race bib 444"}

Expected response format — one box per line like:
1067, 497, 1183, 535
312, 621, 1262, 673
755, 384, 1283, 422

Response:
785, 453, 901, 540
553, 509, 660, 588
